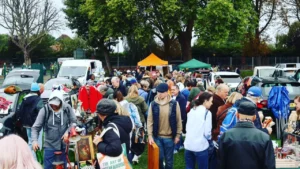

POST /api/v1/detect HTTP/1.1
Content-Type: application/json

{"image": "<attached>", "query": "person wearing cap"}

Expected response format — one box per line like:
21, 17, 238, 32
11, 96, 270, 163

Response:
218, 101, 275, 169
31, 90, 76, 169
147, 83, 182, 169
16, 82, 44, 160
93, 99, 133, 167
239, 86, 270, 134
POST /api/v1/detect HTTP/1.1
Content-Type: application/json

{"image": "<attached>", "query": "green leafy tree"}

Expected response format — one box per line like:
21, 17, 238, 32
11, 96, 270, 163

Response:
56, 36, 88, 57
0, 34, 9, 52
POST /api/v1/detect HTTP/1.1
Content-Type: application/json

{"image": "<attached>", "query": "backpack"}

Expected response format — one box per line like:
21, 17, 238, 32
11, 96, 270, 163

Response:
43, 104, 71, 131
186, 92, 203, 113
17, 95, 42, 127
128, 103, 142, 128
218, 107, 238, 140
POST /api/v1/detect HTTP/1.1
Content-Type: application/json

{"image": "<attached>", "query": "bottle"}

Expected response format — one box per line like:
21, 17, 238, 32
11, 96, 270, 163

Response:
36, 149, 43, 165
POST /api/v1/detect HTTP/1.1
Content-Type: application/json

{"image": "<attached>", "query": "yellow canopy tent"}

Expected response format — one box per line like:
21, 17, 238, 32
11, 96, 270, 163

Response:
138, 53, 168, 66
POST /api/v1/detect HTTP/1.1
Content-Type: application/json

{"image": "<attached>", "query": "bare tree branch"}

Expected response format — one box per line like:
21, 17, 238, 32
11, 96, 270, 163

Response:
0, 0, 61, 64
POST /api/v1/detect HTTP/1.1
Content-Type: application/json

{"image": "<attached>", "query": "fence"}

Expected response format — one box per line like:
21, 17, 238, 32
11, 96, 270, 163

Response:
198, 56, 300, 70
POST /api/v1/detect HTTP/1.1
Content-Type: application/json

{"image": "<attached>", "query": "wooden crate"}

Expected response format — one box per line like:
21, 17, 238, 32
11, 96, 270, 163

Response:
148, 142, 159, 169
276, 159, 299, 169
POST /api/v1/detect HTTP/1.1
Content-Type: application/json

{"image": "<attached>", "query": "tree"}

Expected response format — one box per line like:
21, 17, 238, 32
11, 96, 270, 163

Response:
56, 36, 89, 57
0, 34, 9, 52
286, 22, 300, 52
0, 0, 60, 65
195, 0, 254, 46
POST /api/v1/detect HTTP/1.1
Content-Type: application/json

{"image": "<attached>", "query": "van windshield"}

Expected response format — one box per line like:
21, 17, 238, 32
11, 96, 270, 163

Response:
59, 66, 87, 78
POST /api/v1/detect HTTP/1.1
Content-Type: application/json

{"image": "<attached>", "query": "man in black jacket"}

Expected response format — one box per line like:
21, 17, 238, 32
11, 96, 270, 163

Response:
16, 82, 44, 160
111, 76, 127, 96
93, 99, 133, 159
219, 101, 275, 169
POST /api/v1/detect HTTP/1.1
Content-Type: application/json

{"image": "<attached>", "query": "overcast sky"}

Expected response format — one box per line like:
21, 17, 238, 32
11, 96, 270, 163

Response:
0, 0, 292, 53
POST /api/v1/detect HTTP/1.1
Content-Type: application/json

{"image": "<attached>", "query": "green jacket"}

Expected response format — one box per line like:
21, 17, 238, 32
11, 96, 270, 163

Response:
126, 96, 148, 123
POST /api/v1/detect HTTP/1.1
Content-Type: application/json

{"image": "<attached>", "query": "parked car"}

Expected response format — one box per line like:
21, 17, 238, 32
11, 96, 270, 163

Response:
2, 69, 40, 88
275, 63, 300, 69
272, 68, 298, 78
0, 70, 40, 139
41, 77, 81, 106
236, 76, 300, 117
207, 71, 242, 90
253, 66, 275, 78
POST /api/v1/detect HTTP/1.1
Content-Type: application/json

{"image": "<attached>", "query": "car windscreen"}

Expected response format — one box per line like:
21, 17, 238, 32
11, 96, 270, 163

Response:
59, 66, 87, 78
259, 69, 275, 77
261, 83, 300, 99
218, 75, 241, 83
0, 92, 17, 114
45, 79, 72, 90
2, 75, 35, 87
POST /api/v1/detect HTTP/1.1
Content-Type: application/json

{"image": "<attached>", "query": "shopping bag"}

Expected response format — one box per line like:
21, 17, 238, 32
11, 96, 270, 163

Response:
96, 123, 132, 169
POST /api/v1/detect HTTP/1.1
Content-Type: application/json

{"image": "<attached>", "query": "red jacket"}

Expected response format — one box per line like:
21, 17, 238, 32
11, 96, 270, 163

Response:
78, 86, 102, 113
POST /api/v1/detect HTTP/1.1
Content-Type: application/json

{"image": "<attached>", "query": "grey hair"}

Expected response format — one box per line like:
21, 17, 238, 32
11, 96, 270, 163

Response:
216, 84, 229, 93
111, 76, 119, 82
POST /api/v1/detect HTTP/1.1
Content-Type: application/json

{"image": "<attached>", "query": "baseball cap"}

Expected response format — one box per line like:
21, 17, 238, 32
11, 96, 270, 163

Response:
30, 83, 40, 92
130, 79, 137, 85
247, 86, 262, 98
238, 101, 256, 116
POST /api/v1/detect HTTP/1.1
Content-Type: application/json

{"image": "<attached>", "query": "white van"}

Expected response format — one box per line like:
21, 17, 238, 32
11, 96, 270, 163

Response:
253, 66, 275, 77
57, 59, 104, 85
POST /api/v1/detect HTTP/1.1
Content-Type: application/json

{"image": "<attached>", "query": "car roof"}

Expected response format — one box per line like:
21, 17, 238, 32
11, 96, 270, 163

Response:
212, 71, 239, 76
254, 66, 275, 69
259, 76, 298, 83
61, 59, 101, 66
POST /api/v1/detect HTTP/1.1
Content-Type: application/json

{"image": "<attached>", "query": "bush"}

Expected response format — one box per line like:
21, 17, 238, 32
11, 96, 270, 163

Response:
240, 70, 253, 78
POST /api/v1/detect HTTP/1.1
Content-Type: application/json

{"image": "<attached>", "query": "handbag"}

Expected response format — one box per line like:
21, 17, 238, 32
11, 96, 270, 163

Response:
204, 110, 215, 155
96, 123, 132, 169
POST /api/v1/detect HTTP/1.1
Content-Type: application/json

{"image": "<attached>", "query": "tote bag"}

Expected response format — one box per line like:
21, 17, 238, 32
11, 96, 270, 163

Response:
97, 123, 132, 169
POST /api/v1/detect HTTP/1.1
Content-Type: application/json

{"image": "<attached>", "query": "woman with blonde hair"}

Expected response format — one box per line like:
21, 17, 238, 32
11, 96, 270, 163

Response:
213, 92, 243, 140
126, 85, 148, 126
0, 134, 42, 169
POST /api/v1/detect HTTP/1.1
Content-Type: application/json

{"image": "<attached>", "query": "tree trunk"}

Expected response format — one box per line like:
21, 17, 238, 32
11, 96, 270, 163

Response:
255, 29, 262, 66
101, 44, 112, 75
24, 50, 31, 66
178, 32, 192, 61
163, 37, 172, 61
178, 19, 194, 61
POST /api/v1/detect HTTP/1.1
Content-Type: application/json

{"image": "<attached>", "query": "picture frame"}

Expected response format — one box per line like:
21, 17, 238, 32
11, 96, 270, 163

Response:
71, 94, 78, 109
75, 135, 95, 164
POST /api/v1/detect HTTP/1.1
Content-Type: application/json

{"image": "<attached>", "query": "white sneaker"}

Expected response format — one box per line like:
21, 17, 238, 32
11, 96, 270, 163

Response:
173, 150, 178, 154
132, 155, 139, 164
179, 146, 184, 150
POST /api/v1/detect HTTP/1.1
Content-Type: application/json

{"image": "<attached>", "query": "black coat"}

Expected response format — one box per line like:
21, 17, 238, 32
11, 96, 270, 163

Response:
176, 92, 187, 122
219, 122, 275, 169
97, 114, 133, 157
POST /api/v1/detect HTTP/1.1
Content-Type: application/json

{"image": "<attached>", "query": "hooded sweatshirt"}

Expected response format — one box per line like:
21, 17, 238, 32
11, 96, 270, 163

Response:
147, 95, 182, 139
126, 96, 148, 123
99, 114, 133, 156
31, 90, 76, 150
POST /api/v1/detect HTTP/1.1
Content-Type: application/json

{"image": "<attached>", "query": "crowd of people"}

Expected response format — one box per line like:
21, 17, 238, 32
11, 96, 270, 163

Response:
1, 67, 295, 169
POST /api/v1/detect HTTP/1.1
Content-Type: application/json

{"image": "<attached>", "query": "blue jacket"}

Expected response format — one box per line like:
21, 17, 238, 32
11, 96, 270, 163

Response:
138, 88, 148, 101
181, 89, 190, 101
176, 92, 187, 122
268, 86, 290, 119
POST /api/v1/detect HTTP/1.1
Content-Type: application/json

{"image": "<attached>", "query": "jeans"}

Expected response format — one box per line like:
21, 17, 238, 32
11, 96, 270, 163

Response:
208, 149, 217, 169
185, 149, 208, 169
154, 137, 175, 169
44, 147, 67, 169
174, 134, 184, 151
26, 128, 43, 160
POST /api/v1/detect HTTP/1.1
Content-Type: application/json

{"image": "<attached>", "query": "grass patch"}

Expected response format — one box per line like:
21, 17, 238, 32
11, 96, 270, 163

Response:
133, 146, 185, 169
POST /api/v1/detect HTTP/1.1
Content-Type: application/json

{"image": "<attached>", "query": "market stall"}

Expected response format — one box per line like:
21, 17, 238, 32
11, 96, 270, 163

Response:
138, 53, 169, 75
178, 58, 211, 69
